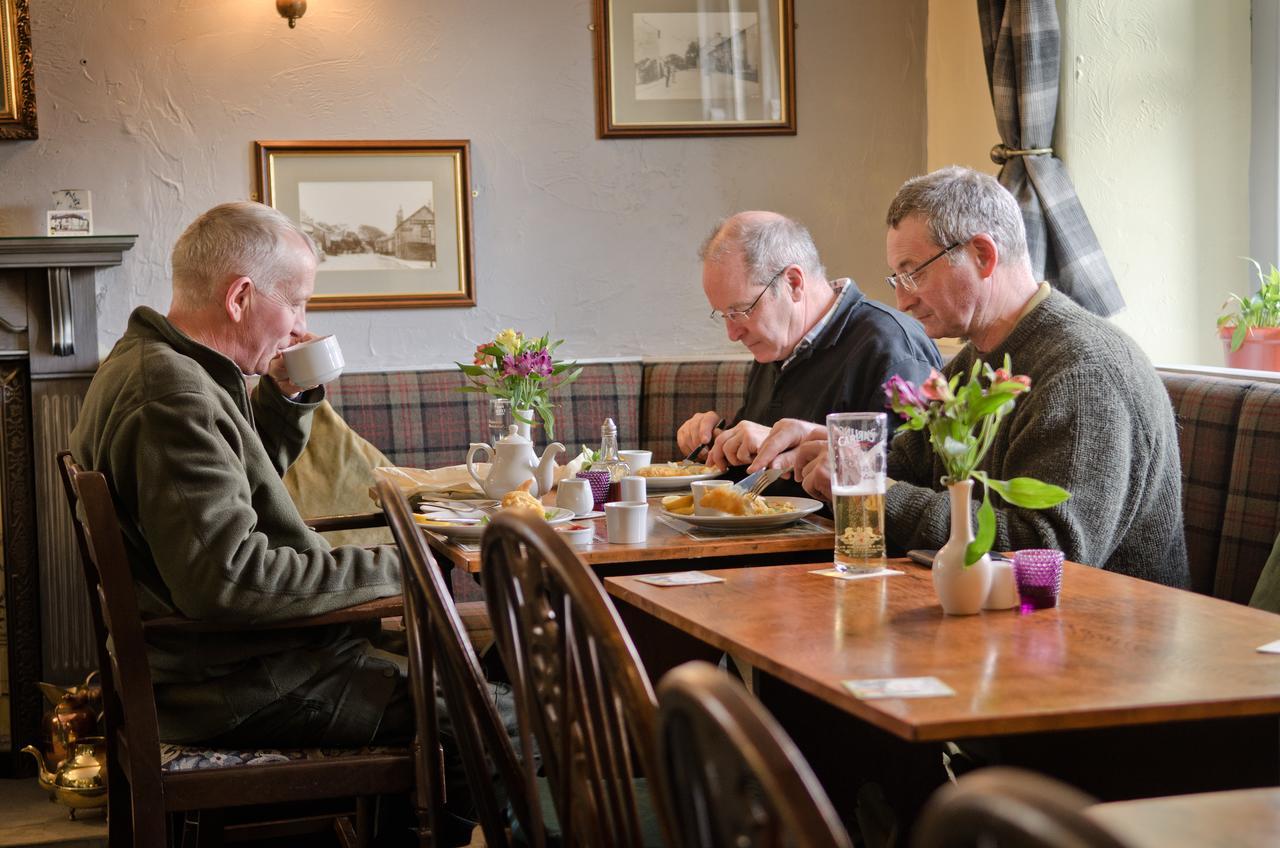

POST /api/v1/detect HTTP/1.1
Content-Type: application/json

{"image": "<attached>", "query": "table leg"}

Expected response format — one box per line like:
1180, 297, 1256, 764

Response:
612, 597, 723, 682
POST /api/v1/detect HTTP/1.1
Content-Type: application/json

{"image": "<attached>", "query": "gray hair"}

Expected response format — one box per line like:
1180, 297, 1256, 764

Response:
885, 166, 1028, 265
170, 201, 318, 310
699, 213, 826, 288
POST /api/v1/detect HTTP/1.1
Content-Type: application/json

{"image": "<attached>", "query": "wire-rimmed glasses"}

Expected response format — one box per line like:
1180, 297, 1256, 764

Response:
885, 242, 961, 292
709, 267, 787, 323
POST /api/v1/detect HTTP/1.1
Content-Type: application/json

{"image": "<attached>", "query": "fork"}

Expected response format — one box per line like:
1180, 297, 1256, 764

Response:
742, 467, 784, 503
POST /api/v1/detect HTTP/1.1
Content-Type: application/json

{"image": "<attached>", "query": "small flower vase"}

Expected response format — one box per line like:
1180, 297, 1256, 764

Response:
512, 407, 535, 440
933, 479, 993, 615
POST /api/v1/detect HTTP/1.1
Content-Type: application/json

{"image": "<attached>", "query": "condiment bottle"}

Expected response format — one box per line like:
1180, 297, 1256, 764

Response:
591, 418, 630, 503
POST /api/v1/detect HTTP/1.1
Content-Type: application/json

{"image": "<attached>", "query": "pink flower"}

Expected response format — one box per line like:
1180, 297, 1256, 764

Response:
501, 353, 532, 377
528, 349, 553, 377
883, 374, 924, 411
920, 370, 953, 403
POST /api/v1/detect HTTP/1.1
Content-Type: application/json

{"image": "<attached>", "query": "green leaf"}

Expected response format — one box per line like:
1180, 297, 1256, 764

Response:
984, 477, 1071, 509
1232, 322, 1248, 352
456, 385, 488, 394
965, 491, 996, 566
969, 392, 1017, 419
456, 363, 489, 377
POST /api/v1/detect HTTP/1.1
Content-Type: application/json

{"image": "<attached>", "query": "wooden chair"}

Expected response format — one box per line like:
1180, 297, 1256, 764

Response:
912, 767, 1132, 848
654, 661, 854, 848
377, 478, 544, 847
56, 451, 414, 847
481, 511, 671, 847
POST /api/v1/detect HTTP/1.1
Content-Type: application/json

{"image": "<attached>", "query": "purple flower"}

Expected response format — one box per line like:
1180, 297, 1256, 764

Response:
501, 353, 532, 377
883, 374, 924, 411
528, 349, 553, 377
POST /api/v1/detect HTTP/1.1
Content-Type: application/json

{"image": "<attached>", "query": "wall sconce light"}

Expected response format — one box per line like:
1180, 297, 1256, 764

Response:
277, 0, 306, 28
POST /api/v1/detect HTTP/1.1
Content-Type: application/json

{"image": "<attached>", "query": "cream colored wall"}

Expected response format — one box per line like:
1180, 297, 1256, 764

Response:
0, 0, 929, 371
927, 0, 1251, 366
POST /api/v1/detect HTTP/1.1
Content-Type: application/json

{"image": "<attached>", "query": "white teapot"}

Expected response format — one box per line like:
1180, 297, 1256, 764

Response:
467, 425, 565, 499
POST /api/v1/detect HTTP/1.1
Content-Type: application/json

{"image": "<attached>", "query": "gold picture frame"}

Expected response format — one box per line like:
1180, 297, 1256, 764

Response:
0, 0, 36, 140
592, 0, 795, 138
253, 140, 476, 310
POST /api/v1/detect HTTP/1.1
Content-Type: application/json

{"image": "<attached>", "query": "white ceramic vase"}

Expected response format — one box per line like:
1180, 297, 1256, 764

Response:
933, 479, 993, 615
513, 407, 534, 440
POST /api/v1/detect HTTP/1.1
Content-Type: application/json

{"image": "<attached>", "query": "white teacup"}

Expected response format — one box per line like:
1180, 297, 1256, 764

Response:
557, 478, 595, 516
982, 560, 1018, 610
618, 450, 652, 473
691, 479, 733, 515
605, 500, 648, 544
282, 335, 344, 387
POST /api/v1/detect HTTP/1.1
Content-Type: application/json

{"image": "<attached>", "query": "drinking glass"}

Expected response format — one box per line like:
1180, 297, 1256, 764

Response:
826, 412, 888, 572
1013, 549, 1065, 611
487, 398, 512, 445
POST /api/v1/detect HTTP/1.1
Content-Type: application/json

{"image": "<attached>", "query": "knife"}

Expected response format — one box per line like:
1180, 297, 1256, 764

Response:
679, 418, 727, 465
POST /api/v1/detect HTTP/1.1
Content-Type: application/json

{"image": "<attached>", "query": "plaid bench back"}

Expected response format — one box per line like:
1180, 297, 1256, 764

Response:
1162, 371, 1280, 603
328, 362, 644, 470
638, 360, 752, 460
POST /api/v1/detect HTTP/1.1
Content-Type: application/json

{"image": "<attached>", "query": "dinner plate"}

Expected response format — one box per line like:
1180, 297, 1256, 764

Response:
660, 496, 825, 530
636, 464, 725, 491
414, 507, 575, 542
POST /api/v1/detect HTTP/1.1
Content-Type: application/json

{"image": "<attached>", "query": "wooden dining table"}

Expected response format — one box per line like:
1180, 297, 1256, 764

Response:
1087, 786, 1280, 847
605, 558, 1280, 820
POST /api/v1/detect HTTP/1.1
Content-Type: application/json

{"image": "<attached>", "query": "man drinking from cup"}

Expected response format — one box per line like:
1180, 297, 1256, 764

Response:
676, 211, 940, 496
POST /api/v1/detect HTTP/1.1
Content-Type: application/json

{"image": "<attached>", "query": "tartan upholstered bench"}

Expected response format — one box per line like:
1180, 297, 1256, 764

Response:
323, 361, 1279, 605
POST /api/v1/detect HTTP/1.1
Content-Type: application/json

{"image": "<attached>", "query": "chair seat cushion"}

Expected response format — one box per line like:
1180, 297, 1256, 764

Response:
159, 742, 407, 772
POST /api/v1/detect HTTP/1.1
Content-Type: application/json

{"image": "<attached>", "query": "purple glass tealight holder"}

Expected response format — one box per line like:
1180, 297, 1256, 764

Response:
1013, 549, 1064, 612
576, 470, 610, 511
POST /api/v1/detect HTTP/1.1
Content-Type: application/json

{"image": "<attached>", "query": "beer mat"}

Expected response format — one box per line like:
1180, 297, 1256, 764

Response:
1257, 639, 1280, 654
811, 567, 905, 581
656, 514, 829, 541
843, 677, 955, 700
633, 571, 725, 587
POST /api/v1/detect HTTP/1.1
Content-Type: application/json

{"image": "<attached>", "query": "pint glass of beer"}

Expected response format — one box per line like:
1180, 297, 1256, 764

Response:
826, 412, 888, 572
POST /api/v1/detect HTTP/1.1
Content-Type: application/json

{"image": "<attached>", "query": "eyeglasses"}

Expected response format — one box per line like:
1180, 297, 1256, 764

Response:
885, 242, 961, 292
709, 267, 787, 323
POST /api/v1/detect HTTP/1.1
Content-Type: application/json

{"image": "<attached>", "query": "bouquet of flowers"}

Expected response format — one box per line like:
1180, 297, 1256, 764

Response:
457, 329, 582, 439
884, 356, 1070, 566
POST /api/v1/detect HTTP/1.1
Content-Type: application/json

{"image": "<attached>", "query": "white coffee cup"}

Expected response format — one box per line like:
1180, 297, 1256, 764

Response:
620, 476, 647, 502
282, 335, 344, 387
557, 478, 594, 516
983, 560, 1018, 610
605, 500, 648, 544
691, 479, 733, 515
618, 450, 652, 473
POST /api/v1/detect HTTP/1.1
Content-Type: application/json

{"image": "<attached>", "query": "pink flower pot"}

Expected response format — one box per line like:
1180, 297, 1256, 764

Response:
1220, 326, 1280, 372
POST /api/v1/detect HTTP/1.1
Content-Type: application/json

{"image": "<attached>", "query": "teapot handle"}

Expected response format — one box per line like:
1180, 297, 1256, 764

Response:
466, 443, 492, 491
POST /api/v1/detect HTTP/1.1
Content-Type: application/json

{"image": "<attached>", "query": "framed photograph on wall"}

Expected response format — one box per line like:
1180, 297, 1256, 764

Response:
592, 0, 795, 138
0, 0, 37, 139
253, 140, 476, 310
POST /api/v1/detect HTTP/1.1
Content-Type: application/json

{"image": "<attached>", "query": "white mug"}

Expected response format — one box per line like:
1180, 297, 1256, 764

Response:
620, 476, 647, 502
983, 560, 1018, 610
691, 479, 733, 515
605, 501, 648, 544
556, 478, 595, 516
618, 449, 652, 473
282, 335, 344, 387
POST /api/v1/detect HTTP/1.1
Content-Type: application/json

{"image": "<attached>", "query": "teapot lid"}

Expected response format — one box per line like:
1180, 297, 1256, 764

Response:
497, 424, 531, 446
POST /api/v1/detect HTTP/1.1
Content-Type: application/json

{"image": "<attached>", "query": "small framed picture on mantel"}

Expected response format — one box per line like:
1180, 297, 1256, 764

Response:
253, 139, 476, 311
592, 0, 796, 138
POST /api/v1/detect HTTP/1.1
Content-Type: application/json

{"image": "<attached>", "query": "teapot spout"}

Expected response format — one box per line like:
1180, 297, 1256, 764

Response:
21, 745, 56, 791
534, 442, 565, 498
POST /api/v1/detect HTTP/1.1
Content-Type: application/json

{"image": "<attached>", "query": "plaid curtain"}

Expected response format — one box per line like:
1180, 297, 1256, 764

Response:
978, 0, 1125, 317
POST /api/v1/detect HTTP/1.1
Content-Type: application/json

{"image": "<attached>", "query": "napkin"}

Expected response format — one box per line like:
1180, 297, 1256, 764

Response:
372, 465, 487, 504
811, 567, 905, 581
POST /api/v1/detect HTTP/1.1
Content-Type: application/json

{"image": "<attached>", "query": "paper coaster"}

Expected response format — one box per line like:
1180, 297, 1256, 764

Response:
810, 567, 905, 581
633, 571, 725, 587
844, 676, 955, 699
1256, 639, 1280, 654
575, 510, 605, 520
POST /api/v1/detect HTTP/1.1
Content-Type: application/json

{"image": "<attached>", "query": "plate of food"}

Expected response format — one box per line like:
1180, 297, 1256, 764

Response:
633, 463, 725, 491
414, 485, 575, 541
659, 491, 824, 531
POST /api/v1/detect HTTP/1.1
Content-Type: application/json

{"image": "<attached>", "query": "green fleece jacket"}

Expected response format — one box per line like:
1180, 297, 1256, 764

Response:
886, 290, 1189, 588
71, 307, 402, 741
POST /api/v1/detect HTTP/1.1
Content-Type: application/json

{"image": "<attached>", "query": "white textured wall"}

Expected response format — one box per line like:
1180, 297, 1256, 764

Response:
1057, 0, 1251, 365
0, 0, 928, 371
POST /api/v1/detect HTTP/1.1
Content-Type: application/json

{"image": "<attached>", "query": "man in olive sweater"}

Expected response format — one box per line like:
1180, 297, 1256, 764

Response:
781, 167, 1188, 587
71, 202, 476, 843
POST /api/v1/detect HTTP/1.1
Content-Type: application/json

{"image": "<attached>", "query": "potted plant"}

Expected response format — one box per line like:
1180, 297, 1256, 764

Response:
1218, 259, 1280, 371
885, 358, 1070, 615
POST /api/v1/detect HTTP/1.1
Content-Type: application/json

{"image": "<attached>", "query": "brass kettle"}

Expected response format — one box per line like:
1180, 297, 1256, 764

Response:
22, 737, 108, 817
37, 671, 103, 771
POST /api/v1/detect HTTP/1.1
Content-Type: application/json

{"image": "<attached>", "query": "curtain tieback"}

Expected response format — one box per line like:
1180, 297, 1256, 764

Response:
990, 143, 1053, 165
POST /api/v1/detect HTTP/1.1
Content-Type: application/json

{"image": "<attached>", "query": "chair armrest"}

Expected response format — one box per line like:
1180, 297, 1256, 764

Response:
305, 511, 388, 532
142, 595, 403, 634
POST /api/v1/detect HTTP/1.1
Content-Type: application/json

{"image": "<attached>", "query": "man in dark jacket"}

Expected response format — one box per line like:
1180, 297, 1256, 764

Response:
677, 211, 940, 494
